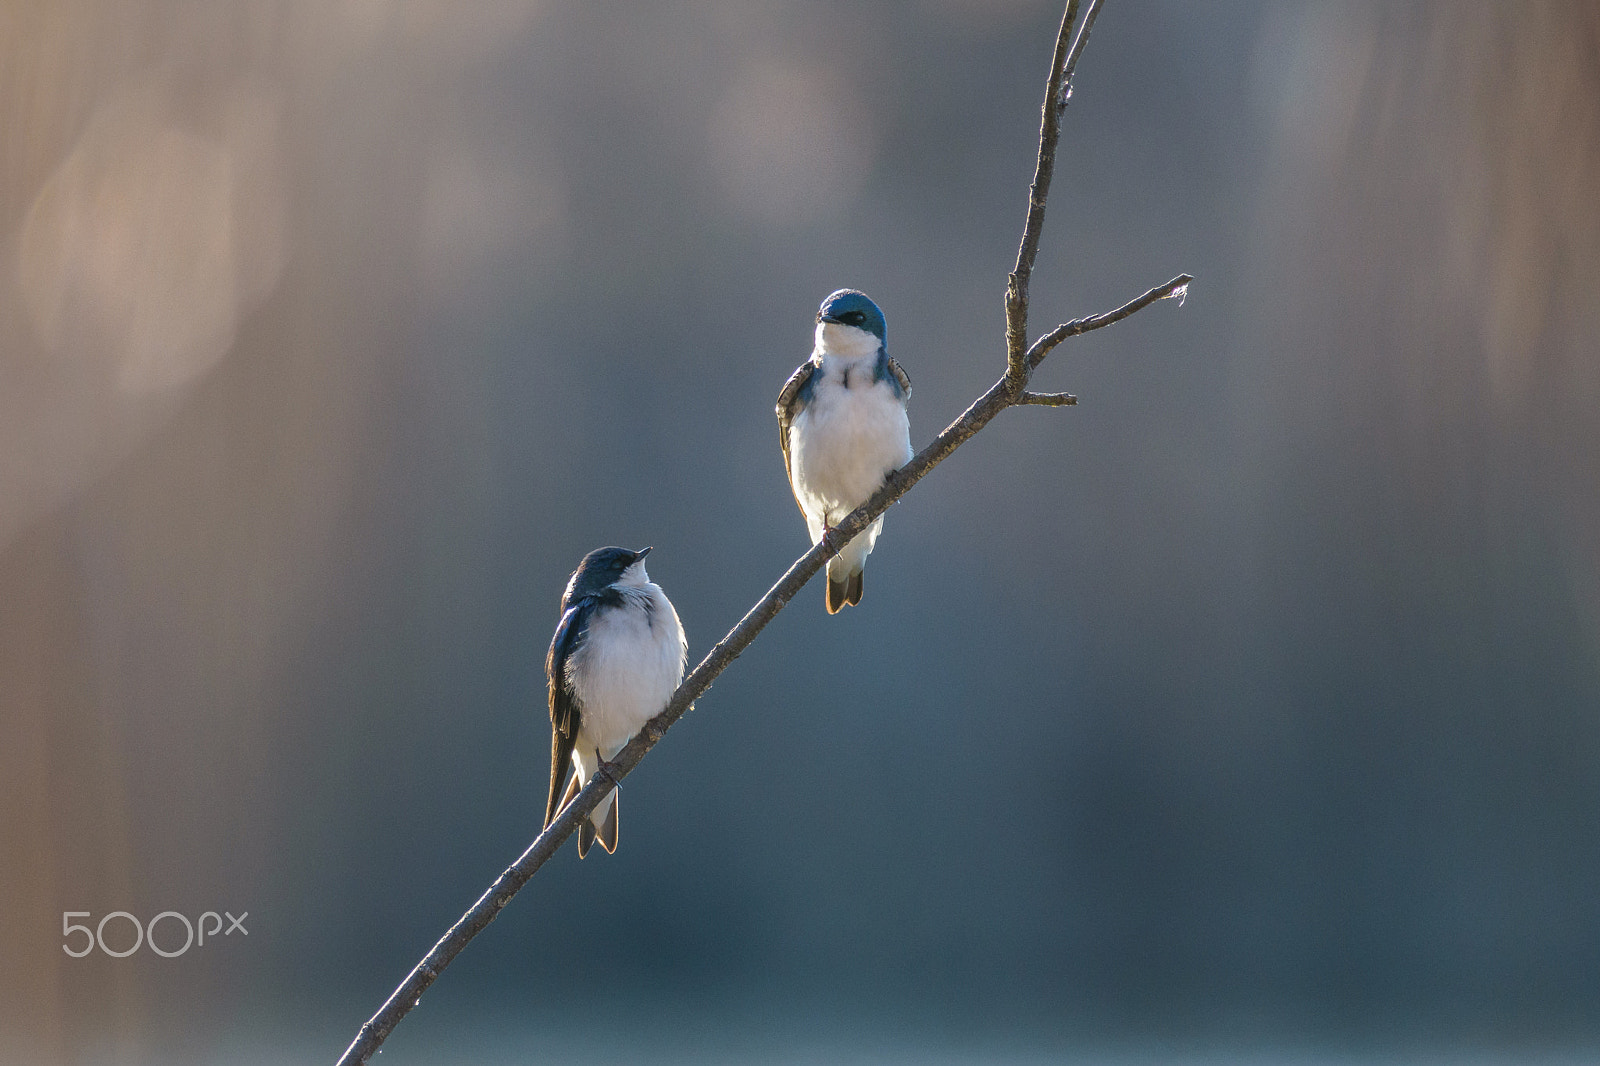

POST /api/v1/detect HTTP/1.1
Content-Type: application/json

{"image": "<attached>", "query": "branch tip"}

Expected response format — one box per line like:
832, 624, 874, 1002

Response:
1025, 273, 1196, 370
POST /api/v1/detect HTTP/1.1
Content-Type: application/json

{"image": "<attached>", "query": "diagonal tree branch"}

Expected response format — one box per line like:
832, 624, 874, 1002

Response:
336, 3, 1186, 1062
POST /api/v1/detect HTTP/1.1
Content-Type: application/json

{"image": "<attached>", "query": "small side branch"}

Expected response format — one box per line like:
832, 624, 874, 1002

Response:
1061, 0, 1105, 99
1026, 274, 1192, 370
1018, 391, 1078, 406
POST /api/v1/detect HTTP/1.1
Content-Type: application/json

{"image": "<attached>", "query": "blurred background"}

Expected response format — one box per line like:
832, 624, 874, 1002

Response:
3, 0, 1598, 1062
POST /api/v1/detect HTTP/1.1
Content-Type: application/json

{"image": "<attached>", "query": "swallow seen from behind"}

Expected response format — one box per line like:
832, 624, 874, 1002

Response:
777, 289, 913, 613
545, 546, 686, 857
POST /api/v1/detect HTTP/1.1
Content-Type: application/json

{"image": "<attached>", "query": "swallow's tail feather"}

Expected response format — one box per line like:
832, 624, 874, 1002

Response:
554, 770, 580, 822
824, 518, 881, 613
825, 561, 864, 613
825, 549, 865, 614
576, 791, 618, 859
826, 574, 848, 613
596, 792, 618, 854
546, 726, 577, 827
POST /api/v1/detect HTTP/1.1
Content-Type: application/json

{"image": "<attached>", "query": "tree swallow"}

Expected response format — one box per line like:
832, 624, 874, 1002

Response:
777, 289, 913, 613
545, 546, 686, 857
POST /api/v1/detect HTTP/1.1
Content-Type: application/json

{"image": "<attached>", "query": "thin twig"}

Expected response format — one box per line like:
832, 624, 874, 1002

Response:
336, 3, 1190, 1061
1061, 0, 1105, 102
1026, 273, 1193, 370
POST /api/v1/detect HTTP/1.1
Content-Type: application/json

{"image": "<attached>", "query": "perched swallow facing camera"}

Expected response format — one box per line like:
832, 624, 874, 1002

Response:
545, 546, 686, 857
777, 289, 913, 613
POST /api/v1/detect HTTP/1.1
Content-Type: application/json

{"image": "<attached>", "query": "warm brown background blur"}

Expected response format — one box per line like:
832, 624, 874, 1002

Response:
2, 1, 1597, 1063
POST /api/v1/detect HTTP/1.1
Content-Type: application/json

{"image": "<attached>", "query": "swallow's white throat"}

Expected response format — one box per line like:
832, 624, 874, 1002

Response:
618, 559, 650, 588
814, 320, 881, 360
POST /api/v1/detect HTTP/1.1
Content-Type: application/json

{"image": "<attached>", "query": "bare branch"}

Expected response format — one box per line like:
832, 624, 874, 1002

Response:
1018, 391, 1078, 406
336, 4, 1192, 1062
1005, 0, 1082, 388
1026, 273, 1193, 370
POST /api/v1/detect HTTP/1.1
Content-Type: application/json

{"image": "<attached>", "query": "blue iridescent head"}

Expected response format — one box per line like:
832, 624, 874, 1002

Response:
816, 289, 887, 343
564, 546, 651, 604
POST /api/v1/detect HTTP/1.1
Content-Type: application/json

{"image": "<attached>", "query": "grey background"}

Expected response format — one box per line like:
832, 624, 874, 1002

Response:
3, 1, 1598, 1062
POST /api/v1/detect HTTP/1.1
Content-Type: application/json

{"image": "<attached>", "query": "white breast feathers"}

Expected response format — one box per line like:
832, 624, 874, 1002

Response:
790, 353, 912, 529
569, 584, 686, 759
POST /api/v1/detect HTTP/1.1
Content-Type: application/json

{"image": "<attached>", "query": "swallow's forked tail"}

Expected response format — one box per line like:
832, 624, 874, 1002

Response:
578, 791, 618, 858
825, 564, 864, 613
554, 769, 619, 859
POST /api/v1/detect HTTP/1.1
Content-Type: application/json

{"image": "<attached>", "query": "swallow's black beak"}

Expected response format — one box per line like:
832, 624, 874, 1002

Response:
818, 312, 844, 325
633, 546, 653, 561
